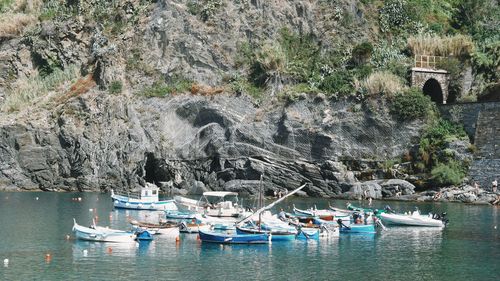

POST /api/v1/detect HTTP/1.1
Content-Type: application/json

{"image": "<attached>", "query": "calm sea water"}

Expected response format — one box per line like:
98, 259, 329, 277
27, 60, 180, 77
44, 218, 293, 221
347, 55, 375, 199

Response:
0, 192, 498, 281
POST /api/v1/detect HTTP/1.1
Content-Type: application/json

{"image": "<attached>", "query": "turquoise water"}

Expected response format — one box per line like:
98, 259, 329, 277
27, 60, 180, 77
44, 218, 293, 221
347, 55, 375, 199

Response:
0, 192, 498, 280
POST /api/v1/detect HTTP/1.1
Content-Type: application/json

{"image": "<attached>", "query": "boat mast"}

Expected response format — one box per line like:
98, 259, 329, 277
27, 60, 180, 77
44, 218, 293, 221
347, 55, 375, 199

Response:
258, 173, 263, 230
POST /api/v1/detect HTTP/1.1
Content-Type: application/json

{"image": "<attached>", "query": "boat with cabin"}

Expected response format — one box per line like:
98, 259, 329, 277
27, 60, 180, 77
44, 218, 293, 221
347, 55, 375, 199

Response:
111, 183, 178, 211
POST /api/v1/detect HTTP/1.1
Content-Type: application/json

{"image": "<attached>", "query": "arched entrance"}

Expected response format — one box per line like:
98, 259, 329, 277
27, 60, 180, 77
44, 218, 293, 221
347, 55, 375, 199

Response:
411, 68, 449, 104
423, 79, 443, 104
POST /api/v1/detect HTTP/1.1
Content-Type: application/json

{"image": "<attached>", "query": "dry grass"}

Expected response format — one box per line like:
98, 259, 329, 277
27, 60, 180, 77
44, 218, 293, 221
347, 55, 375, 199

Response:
190, 84, 224, 96
1, 65, 80, 112
361, 71, 407, 97
0, 12, 36, 37
0, 0, 43, 37
408, 34, 474, 57
56, 74, 96, 104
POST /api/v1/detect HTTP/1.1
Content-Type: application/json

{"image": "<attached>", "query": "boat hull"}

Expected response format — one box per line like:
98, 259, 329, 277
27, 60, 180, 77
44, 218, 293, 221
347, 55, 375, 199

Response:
339, 224, 376, 233
73, 223, 136, 243
112, 198, 178, 211
296, 228, 320, 240
199, 230, 269, 244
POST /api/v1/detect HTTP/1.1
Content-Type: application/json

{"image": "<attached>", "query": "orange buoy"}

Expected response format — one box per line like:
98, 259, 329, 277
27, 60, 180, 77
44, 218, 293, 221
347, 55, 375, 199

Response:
45, 253, 52, 262
107, 247, 112, 254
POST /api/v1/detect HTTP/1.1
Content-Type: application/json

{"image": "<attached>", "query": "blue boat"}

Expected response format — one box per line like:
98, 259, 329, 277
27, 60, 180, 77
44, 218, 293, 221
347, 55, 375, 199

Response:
136, 230, 154, 241
339, 224, 376, 234
199, 230, 269, 244
296, 228, 320, 240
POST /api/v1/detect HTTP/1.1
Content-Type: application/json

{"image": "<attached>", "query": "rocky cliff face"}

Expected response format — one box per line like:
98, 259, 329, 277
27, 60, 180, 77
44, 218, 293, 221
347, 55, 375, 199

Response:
0, 90, 421, 197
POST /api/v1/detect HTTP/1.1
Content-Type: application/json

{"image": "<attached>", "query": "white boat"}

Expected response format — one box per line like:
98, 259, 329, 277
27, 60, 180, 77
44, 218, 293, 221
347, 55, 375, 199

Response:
72, 219, 136, 243
380, 210, 446, 227
174, 191, 246, 218
111, 183, 178, 211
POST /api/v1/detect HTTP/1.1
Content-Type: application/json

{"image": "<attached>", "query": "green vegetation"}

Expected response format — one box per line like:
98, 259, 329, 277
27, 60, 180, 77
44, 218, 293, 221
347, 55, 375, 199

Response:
186, 0, 223, 21
390, 88, 436, 120
108, 81, 123, 95
1, 65, 80, 112
409, 118, 469, 186
140, 76, 193, 98
431, 161, 466, 186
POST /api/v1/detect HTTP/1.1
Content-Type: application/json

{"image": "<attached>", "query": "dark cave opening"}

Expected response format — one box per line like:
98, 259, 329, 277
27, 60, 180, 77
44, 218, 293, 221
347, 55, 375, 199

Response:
143, 153, 169, 185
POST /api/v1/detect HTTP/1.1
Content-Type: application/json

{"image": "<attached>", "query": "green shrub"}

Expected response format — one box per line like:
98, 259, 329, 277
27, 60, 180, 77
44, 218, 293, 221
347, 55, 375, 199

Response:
390, 88, 435, 120
318, 71, 354, 97
352, 42, 373, 65
141, 81, 170, 98
109, 80, 123, 95
230, 75, 264, 101
431, 161, 465, 186
0, 0, 13, 12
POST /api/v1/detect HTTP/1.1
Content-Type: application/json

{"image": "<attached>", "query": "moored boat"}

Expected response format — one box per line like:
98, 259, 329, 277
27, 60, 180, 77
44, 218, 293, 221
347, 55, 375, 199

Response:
198, 230, 270, 244
175, 192, 246, 218
338, 224, 376, 234
380, 210, 447, 227
129, 219, 179, 237
111, 183, 177, 211
72, 219, 136, 243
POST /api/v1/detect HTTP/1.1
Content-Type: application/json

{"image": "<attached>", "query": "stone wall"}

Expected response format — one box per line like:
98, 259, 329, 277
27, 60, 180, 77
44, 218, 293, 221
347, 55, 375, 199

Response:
440, 102, 500, 188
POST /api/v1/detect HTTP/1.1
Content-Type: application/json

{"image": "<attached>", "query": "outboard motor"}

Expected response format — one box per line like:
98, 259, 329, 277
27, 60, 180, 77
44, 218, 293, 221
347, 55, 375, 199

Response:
440, 212, 449, 225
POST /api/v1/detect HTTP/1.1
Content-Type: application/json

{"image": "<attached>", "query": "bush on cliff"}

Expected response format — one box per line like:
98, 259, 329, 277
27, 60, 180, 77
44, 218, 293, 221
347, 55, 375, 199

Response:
431, 161, 465, 186
390, 88, 435, 120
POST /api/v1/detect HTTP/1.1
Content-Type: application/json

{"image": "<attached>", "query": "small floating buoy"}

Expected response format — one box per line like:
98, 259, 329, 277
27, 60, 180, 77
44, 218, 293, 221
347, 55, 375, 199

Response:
107, 247, 112, 254
45, 253, 51, 262
89, 209, 93, 212
3, 258, 9, 267
495, 226, 497, 229
83, 250, 88, 257
35, 197, 39, 200
78, 197, 82, 202
65, 234, 70, 240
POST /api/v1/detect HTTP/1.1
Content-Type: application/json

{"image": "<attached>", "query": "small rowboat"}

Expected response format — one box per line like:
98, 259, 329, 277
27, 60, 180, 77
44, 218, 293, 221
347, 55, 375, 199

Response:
129, 219, 179, 237
179, 221, 211, 233
198, 230, 269, 244
236, 225, 296, 241
72, 219, 136, 243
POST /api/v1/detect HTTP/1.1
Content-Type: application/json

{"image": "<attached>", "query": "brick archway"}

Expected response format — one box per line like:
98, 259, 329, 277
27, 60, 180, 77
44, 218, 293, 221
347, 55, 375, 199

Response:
411, 68, 449, 104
